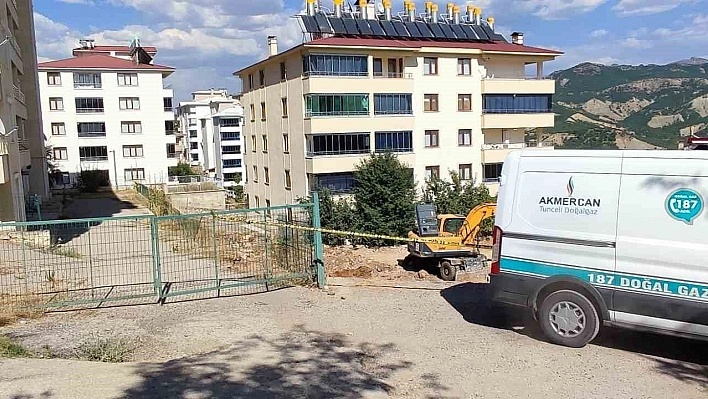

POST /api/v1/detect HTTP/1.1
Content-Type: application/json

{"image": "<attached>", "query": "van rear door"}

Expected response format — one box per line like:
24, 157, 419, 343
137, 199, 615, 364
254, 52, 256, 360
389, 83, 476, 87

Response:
614, 153, 708, 334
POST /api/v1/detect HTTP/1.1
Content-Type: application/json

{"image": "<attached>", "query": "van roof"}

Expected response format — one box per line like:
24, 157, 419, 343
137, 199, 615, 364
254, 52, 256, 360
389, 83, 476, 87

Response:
518, 149, 708, 160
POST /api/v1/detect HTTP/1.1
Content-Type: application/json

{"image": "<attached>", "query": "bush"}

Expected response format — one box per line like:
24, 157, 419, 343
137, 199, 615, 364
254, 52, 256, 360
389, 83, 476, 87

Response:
168, 162, 194, 177
77, 170, 110, 193
0, 336, 31, 358
76, 336, 133, 363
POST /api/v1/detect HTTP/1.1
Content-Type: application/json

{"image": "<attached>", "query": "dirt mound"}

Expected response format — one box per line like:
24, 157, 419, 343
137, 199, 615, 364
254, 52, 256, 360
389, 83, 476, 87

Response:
325, 246, 439, 282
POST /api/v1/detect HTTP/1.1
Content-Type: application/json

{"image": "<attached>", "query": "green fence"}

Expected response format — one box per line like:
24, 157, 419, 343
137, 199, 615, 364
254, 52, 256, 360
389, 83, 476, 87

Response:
0, 201, 322, 310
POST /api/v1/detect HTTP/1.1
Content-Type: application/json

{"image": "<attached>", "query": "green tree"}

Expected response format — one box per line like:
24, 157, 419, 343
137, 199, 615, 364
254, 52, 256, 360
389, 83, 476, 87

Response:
353, 152, 416, 244
168, 162, 194, 177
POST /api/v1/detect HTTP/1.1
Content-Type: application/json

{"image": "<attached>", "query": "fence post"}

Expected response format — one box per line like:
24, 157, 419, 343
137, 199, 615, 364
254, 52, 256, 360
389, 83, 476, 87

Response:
211, 214, 220, 295
312, 192, 325, 288
149, 217, 163, 301
87, 221, 94, 299
263, 210, 272, 290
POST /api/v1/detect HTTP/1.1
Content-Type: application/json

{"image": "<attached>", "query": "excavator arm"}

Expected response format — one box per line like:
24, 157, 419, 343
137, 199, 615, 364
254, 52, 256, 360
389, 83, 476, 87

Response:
457, 203, 496, 246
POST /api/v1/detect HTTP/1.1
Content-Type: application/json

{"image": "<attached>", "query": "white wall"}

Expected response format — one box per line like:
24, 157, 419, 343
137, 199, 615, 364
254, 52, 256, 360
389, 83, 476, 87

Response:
39, 70, 175, 186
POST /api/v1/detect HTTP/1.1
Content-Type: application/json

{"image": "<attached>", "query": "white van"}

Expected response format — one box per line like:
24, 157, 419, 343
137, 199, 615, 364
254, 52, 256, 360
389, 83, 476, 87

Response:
489, 150, 708, 347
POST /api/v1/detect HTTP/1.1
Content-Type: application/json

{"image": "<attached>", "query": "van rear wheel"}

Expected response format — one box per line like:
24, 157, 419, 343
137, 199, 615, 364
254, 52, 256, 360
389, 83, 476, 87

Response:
538, 290, 600, 348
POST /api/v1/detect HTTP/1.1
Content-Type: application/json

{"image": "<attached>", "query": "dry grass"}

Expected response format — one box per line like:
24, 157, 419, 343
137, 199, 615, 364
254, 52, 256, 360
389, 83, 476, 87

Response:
0, 336, 31, 358
76, 335, 134, 363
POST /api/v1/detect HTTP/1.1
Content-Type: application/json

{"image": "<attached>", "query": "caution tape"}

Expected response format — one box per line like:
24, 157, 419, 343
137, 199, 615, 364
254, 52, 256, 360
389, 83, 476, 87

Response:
217, 214, 489, 247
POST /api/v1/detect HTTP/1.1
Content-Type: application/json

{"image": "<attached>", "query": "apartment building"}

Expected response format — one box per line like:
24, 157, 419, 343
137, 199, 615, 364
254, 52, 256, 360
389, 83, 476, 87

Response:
37, 40, 177, 187
178, 90, 244, 187
0, 0, 50, 222
235, 3, 561, 207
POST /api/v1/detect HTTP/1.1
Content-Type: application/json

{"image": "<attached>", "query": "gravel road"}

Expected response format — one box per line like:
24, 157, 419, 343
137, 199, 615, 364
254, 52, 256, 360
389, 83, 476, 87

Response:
1, 283, 706, 398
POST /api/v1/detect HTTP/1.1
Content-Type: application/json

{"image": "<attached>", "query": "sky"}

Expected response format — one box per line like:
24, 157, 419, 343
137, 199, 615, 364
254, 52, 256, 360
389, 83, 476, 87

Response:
32, 0, 708, 101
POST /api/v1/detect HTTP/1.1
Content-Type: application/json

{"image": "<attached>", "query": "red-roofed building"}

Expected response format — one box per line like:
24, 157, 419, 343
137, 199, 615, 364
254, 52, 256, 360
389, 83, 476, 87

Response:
234, 22, 563, 207
38, 42, 179, 187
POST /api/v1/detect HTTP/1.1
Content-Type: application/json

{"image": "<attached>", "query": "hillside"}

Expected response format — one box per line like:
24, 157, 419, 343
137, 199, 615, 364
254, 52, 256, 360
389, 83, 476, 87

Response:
550, 58, 708, 149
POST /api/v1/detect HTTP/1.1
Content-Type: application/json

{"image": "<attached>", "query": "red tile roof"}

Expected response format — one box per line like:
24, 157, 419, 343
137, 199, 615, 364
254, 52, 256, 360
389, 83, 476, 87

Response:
73, 45, 158, 53
37, 54, 174, 71
307, 37, 563, 54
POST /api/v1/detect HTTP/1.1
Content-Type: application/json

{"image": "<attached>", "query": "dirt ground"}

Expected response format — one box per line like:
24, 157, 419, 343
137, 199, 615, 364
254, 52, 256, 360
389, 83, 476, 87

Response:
1, 285, 706, 399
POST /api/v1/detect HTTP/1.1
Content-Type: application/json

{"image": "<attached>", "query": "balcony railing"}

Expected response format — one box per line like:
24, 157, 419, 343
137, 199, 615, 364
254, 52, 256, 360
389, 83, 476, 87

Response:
305, 110, 369, 118
483, 76, 554, 80
373, 72, 413, 79
167, 152, 177, 159
18, 138, 29, 152
165, 130, 175, 135
482, 142, 555, 150
2, 27, 21, 57
76, 108, 104, 113
221, 134, 241, 141
12, 85, 25, 104
78, 132, 107, 138
80, 156, 108, 162
307, 148, 370, 157
303, 70, 368, 77
164, 107, 172, 112
482, 108, 553, 114
74, 82, 102, 89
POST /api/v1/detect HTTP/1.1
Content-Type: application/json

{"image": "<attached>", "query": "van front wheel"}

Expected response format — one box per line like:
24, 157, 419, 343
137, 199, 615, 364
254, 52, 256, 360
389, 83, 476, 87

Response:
538, 290, 600, 348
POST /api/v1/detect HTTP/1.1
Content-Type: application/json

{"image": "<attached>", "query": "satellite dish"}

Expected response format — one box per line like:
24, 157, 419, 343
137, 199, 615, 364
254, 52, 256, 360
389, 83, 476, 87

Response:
0, 118, 17, 137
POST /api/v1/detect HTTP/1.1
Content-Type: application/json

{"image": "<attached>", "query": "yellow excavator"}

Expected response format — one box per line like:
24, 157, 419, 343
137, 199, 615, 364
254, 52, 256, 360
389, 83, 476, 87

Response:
407, 203, 496, 281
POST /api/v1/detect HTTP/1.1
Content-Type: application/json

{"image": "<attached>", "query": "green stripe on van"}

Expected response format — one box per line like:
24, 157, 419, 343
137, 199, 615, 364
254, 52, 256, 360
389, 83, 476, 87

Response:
500, 257, 708, 301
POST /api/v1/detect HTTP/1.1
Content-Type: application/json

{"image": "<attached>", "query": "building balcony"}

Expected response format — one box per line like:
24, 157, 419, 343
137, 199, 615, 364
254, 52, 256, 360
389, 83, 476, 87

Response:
80, 156, 109, 163
306, 152, 414, 174
481, 77, 555, 95
76, 108, 104, 114
12, 85, 25, 104
481, 112, 555, 129
303, 75, 413, 94
78, 132, 106, 138
481, 142, 554, 164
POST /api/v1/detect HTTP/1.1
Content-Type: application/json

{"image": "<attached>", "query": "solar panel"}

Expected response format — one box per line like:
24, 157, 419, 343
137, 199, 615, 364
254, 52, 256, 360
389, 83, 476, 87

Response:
489, 33, 507, 42
392, 21, 410, 37
328, 17, 347, 34
355, 18, 374, 35
471, 25, 489, 40
343, 18, 359, 35
380, 20, 397, 36
415, 22, 434, 38
369, 20, 386, 36
451, 24, 468, 39
428, 23, 445, 39
300, 16, 320, 33
460, 24, 479, 40
405, 22, 423, 38
439, 23, 457, 39
480, 25, 497, 39
314, 14, 333, 33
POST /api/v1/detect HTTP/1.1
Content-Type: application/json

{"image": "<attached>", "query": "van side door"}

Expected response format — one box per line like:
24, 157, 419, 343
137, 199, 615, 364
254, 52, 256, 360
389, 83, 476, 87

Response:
614, 155, 708, 334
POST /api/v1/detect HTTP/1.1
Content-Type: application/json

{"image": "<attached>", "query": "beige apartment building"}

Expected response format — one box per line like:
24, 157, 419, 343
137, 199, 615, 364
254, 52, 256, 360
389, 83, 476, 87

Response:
0, 0, 49, 222
236, 5, 561, 208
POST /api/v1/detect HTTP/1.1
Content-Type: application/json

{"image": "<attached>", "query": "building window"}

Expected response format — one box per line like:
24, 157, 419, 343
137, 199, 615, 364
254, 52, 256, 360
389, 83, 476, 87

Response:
264, 167, 270, 185
220, 118, 240, 127
123, 145, 144, 158
255, 196, 260, 207
280, 62, 287, 81
283, 134, 290, 153
305, 94, 369, 117
166, 143, 176, 158
79, 146, 108, 162
191, 153, 199, 161
165, 120, 175, 135
424, 94, 439, 112
459, 164, 472, 181
49, 97, 64, 111
458, 94, 472, 111
222, 145, 241, 154
251, 135, 257, 152
73, 72, 102, 88
374, 94, 412, 115
119, 97, 140, 110
425, 166, 440, 180
51, 123, 65, 136
201, 119, 206, 129
163, 97, 173, 111
121, 121, 142, 134
190, 142, 198, 150
259, 70, 265, 86
53, 147, 68, 160
483, 95, 553, 113
457, 58, 472, 75
307, 133, 370, 156
424, 130, 439, 148
281, 97, 288, 117
265, 199, 271, 211
313, 173, 355, 193
189, 130, 197, 138
285, 170, 291, 189
262, 135, 268, 152
75, 97, 104, 113
248, 74, 254, 90
373, 58, 383, 77
483, 163, 503, 182
260, 102, 266, 121
221, 131, 240, 140
124, 168, 145, 181
252, 165, 258, 182
47, 72, 61, 86
77, 122, 107, 138
117, 73, 138, 86
302, 54, 368, 77
223, 159, 242, 167
423, 57, 438, 75
374, 131, 413, 153
458, 129, 472, 146
224, 172, 242, 182
249, 104, 255, 122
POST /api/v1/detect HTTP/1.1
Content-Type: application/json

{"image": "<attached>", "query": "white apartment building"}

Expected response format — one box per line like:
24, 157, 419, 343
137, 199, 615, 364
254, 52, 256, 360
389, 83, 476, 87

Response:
178, 90, 244, 187
0, 0, 50, 222
38, 41, 177, 187
235, 5, 561, 208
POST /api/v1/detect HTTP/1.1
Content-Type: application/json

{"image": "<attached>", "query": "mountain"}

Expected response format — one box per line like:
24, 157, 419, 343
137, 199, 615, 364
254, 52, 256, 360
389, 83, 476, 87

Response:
550, 59, 708, 149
